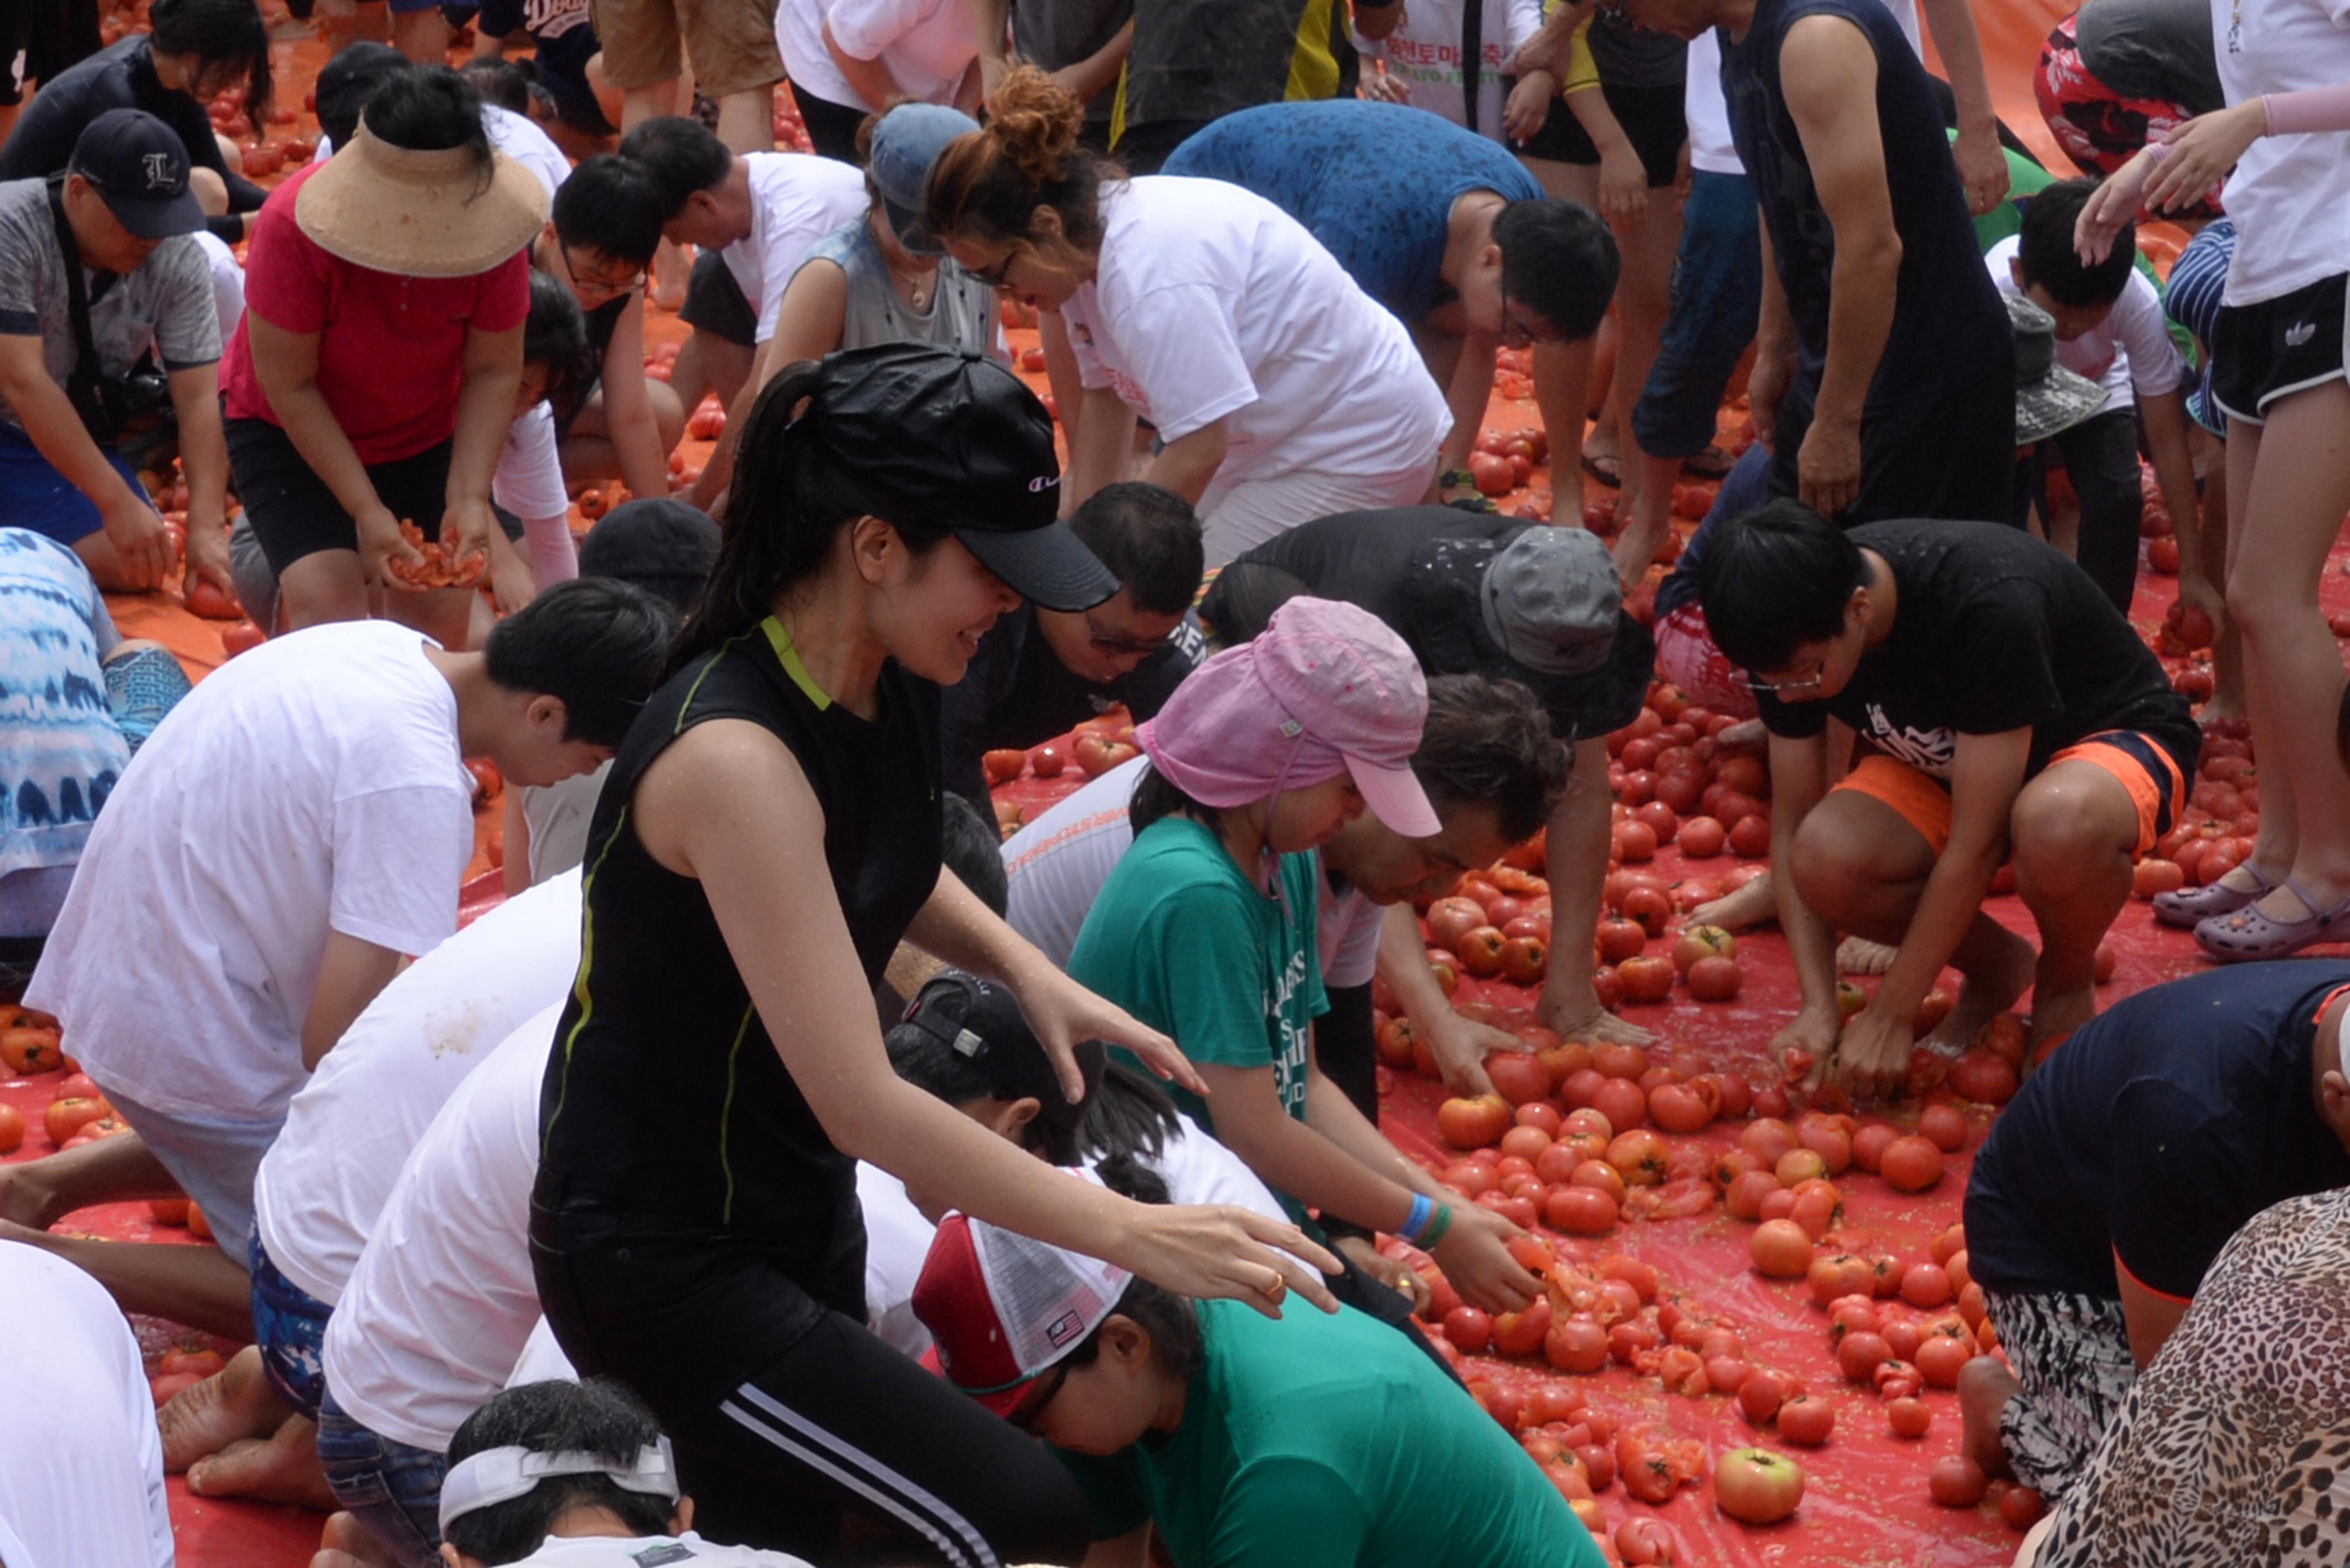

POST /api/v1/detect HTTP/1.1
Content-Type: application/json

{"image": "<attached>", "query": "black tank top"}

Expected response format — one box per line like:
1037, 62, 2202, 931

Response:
538, 616, 943, 1240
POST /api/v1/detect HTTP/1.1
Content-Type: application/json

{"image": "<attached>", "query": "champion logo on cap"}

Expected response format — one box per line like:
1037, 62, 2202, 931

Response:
1028, 474, 1060, 492
142, 152, 176, 190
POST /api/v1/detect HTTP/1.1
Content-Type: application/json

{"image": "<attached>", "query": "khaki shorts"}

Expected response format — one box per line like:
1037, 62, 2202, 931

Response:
590, 0, 781, 98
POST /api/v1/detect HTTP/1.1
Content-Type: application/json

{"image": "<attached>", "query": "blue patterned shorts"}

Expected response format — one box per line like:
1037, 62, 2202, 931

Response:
249, 1230, 331, 1418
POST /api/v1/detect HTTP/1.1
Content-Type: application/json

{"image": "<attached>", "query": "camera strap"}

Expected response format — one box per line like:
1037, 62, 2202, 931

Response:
1461, 0, 1486, 131
47, 175, 121, 446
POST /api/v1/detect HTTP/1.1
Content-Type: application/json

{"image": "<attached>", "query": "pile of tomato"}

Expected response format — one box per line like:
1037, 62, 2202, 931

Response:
384, 520, 488, 591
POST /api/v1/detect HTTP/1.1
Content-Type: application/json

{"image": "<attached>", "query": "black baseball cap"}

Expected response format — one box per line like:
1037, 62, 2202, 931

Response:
808, 344, 1118, 612
68, 110, 205, 240
579, 498, 722, 614
896, 972, 1107, 1164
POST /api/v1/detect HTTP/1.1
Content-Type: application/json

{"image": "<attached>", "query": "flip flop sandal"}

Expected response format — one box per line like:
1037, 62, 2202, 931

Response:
1580, 451, 1623, 487
1683, 445, 1735, 480
2193, 878, 2350, 961
2152, 863, 2279, 927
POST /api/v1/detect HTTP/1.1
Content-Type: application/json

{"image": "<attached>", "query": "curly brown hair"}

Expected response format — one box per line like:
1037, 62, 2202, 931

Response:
924, 66, 1119, 252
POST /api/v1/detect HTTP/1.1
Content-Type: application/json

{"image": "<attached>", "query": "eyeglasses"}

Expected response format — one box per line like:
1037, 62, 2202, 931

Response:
560, 244, 645, 303
970, 249, 1018, 289
1746, 672, 1827, 699
1004, 1362, 1071, 1435
1085, 608, 1172, 659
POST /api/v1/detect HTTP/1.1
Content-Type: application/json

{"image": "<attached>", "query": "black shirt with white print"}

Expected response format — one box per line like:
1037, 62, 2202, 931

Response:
1755, 519, 2198, 782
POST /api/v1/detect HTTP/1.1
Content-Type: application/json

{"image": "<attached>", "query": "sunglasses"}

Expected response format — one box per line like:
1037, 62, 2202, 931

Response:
1746, 671, 1826, 699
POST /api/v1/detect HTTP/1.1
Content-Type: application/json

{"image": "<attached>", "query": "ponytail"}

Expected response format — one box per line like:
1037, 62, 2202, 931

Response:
150, 0, 273, 132
1075, 1065, 1182, 1166
924, 65, 1116, 252
668, 360, 953, 673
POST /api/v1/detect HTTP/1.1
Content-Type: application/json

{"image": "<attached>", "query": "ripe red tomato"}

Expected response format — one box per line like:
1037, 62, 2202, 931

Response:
1571, 1159, 1630, 1203
1880, 1135, 1945, 1193
1593, 1076, 1650, 1134
1544, 1316, 1611, 1372
1619, 955, 1675, 1003
1622, 885, 1673, 934
1492, 1294, 1553, 1358
1930, 1454, 1988, 1507
1724, 1169, 1780, 1220
184, 576, 242, 620
1456, 926, 1507, 978
1615, 1517, 1676, 1563
1486, 1053, 1553, 1107
1436, 1094, 1513, 1149
1874, 1359, 1924, 1401
1606, 1129, 1669, 1187
0, 1103, 21, 1155
1915, 1332, 1974, 1388
1948, 1051, 2019, 1106
1885, 1397, 1932, 1439
1729, 813, 1773, 857
2001, 1486, 2047, 1530
1750, 1219, 1813, 1278
1687, 955, 1743, 1002
1741, 1117, 1798, 1165
1441, 1306, 1492, 1353
2130, 855, 2186, 900
1836, 1330, 1892, 1384
1426, 896, 1488, 951
1776, 1396, 1834, 1447
1499, 935, 1547, 986
1918, 1102, 1971, 1152
44, 1095, 106, 1146
1675, 814, 1728, 858
1738, 1370, 1787, 1424
982, 749, 1027, 786
1547, 1184, 1621, 1236
1808, 1253, 1874, 1307
1648, 1082, 1713, 1133
1901, 1262, 1954, 1309
1715, 1446, 1805, 1525
1614, 820, 1659, 863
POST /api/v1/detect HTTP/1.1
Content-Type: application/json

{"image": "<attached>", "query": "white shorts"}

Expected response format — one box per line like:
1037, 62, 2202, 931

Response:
96, 1082, 282, 1266
1197, 460, 1437, 570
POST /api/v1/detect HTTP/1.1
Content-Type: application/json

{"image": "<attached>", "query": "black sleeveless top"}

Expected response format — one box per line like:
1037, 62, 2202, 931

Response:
538, 616, 942, 1242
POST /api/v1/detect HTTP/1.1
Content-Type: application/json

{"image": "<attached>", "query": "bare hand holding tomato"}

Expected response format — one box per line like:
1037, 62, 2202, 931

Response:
1432, 1200, 1542, 1314
1006, 955, 1205, 1102
1425, 1011, 1531, 1098
1336, 1235, 1431, 1314
1834, 1005, 1914, 1102
1771, 1005, 1838, 1090
356, 503, 425, 586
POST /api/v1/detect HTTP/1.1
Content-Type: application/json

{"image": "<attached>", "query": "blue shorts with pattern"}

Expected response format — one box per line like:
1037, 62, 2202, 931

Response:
249, 1230, 331, 1418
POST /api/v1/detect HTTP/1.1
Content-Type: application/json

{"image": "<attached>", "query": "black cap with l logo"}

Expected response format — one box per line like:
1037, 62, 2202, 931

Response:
68, 109, 205, 240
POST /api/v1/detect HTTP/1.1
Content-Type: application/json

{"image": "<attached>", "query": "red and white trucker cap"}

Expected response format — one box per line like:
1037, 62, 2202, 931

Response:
910, 1174, 1132, 1416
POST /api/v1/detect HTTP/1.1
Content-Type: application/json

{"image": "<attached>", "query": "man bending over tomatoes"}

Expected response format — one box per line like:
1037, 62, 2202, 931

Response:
1695, 504, 2198, 1098
0, 580, 671, 1344
1959, 961, 2350, 1504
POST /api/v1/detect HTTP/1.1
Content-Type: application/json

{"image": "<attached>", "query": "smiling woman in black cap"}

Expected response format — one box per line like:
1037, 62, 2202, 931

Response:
529, 342, 1341, 1567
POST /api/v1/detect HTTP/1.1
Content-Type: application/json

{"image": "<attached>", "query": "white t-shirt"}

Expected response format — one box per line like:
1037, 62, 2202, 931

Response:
1985, 234, 2184, 409
777, 0, 978, 110
1351, 0, 1543, 141
250, 870, 584, 1307
25, 621, 475, 1121
858, 1113, 1286, 1359
0, 1244, 173, 1568
509, 1534, 816, 1568
1685, 0, 1919, 177
522, 760, 610, 885
2213, 0, 2350, 303
495, 401, 571, 523
506, 1314, 580, 1387
192, 229, 246, 343
1001, 756, 1387, 988
1061, 178, 1451, 488
323, 1003, 559, 1453
313, 104, 570, 201
723, 151, 872, 344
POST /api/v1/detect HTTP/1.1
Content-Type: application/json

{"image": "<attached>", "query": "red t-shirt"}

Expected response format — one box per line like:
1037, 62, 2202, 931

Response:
220, 159, 532, 465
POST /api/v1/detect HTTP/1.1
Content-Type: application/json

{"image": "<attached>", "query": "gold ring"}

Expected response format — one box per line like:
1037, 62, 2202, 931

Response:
1262, 1272, 1287, 1304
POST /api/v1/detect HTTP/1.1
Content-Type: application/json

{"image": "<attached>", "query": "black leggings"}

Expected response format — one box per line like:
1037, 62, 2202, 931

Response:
792, 85, 868, 165
667, 1312, 1093, 1565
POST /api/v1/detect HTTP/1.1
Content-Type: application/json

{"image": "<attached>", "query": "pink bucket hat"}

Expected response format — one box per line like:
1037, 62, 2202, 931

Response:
1135, 596, 1441, 837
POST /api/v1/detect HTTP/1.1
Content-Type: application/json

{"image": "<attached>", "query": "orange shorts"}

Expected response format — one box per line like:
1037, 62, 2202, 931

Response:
1827, 731, 2187, 859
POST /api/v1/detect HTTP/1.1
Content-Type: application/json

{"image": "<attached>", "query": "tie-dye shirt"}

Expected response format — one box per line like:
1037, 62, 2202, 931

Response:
0, 528, 127, 879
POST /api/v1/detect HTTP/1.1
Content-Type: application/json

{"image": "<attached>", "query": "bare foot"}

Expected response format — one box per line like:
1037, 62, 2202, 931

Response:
1718, 719, 1766, 746
2027, 980, 2098, 1059
161, 1344, 292, 1472
1920, 928, 2037, 1055
1693, 869, 1777, 933
1836, 935, 1897, 976
318, 1512, 404, 1568
188, 1414, 337, 1509
1958, 1353, 2019, 1480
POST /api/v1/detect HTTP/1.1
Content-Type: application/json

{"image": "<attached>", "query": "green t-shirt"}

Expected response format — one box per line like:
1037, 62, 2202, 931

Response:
1057, 1298, 1603, 1568
1067, 816, 1329, 1143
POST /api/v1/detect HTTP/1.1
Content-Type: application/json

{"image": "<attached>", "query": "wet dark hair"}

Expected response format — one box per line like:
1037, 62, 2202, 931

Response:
941, 792, 1009, 916
1069, 484, 1203, 617
553, 154, 666, 270
617, 114, 733, 219
669, 360, 953, 670
888, 1011, 1185, 1167
2017, 176, 2136, 308
1062, 1158, 1205, 1381
1417, 675, 1568, 844
1493, 199, 1618, 342
522, 268, 589, 412
444, 1380, 672, 1564
362, 66, 495, 196
459, 55, 533, 115
1127, 762, 1225, 840
313, 41, 403, 153
926, 65, 1118, 254
1694, 499, 1869, 674
483, 577, 677, 746
150, 0, 272, 132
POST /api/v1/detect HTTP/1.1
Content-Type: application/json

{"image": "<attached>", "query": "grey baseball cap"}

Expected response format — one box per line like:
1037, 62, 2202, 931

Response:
1478, 525, 1621, 677
868, 102, 980, 257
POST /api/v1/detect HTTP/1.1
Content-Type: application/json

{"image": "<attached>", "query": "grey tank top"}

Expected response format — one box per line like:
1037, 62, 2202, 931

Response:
796, 218, 999, 355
